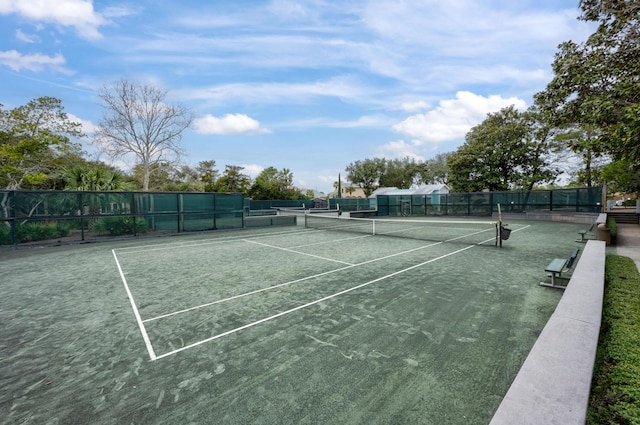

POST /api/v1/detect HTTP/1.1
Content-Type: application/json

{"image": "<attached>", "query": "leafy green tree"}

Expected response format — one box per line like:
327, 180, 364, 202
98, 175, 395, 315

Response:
345, 158, 385, 196
247, 166, 303, 200
549, 126, 609, 188
534, 0, 640, 169
196, 160, 218, 192
447, 106, 555, 192
601, 159, 640, 195
213, 165, 252, 193
379, 157, 423, 189
418, 153, 450, 185
0, 97, 84, 189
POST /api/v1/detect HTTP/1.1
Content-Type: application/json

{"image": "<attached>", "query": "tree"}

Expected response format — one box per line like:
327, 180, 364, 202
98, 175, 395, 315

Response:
379, 157, 423, 189
196, 160, 218, 192
548, 126, 609, 188
601, 159, 640, 195
0, 97, 84, 189
247, 166, 303, 200
534, 0, 640, 167
62, 162, 131, 191
418, 153, 450, 185
447, 106, 555, 192
345, 158, 385, 196
94, 79, 193, 191
213, 165, 252, 193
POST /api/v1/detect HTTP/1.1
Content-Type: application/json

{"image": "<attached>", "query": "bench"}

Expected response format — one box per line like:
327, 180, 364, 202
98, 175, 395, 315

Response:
539, 247, 580, 288
577, 223, 596, 242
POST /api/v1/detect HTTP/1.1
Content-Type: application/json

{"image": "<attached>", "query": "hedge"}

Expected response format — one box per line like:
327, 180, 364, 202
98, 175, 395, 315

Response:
588, 255, 640, 424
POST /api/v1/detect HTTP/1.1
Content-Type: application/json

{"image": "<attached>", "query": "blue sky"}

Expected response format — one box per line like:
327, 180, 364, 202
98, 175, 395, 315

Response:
0, 0, 595, 194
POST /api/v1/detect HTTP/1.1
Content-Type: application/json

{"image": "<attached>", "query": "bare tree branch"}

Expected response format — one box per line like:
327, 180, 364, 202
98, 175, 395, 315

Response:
94, 79, 193, 191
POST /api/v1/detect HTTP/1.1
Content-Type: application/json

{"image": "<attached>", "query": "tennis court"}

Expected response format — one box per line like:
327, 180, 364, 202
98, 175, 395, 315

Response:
1, 217, 581, 424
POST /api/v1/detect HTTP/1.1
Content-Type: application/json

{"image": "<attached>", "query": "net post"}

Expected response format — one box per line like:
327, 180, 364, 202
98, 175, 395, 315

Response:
497, 203, 503, 248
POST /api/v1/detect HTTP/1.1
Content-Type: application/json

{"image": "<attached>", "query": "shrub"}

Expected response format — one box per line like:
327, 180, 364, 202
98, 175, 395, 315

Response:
0, 223, 11, 245
91, 216, 148, 236
16, 221, 72, 243
607, 216, 617, 245
588, 256, 640, 424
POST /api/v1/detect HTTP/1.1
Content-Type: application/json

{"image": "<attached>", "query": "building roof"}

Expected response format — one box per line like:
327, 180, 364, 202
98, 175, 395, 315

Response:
369, 184, 449, 197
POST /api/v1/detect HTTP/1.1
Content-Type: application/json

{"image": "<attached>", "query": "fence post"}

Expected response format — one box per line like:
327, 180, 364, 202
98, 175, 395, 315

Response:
78, 192, 85, 241
9, 191, 17, 249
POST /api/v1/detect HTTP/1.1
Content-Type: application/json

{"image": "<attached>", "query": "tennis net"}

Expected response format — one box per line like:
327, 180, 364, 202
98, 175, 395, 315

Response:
305, 214, 500, 246
274, 207, 341, 218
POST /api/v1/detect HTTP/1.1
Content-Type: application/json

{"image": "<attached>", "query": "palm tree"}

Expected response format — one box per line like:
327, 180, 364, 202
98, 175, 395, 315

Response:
62, 165, 129, 191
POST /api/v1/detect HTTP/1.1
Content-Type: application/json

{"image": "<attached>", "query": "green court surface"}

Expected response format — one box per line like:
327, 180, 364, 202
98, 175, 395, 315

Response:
1, 218, 583, 424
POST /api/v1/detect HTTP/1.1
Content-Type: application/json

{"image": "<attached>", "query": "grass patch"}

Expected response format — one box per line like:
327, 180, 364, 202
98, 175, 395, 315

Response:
588, 255, 640, 424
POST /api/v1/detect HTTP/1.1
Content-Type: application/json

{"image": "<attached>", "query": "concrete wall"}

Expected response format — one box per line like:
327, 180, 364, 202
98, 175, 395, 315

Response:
489, 240, 606, 425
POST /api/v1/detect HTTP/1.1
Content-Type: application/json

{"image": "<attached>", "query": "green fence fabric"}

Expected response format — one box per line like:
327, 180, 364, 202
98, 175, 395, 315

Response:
377, 187, 602, 217
0, 190, 244, 248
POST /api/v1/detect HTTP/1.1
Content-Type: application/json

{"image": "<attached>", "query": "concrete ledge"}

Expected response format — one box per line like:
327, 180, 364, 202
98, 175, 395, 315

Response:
490, 240, 606, 425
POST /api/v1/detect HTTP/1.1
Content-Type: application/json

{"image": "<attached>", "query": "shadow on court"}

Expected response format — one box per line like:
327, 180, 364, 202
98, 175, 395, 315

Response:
0, 219, 582, 424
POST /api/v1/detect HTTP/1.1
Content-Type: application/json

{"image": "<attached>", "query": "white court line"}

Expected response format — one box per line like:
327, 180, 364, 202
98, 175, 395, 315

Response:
152, 244, 476, 360
243, 239, 354, 266
113, 227, 314, 254
286, 234, 372, 249
143, 240, 444, 323
142, 225, 508, 324
112, 250, 157, 361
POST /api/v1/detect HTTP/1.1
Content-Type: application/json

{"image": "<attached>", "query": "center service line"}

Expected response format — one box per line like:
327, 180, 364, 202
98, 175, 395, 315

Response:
242, 238, 354, 266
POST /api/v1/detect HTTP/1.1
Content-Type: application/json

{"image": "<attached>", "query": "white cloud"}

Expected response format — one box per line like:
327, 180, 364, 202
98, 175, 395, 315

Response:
399, 101, 429, 112
393, 91, 527, 144
0, 50, 73, 74
240, 164, 264, 178
326, 114, 396, 129
15, 28, 39, 43
67, 113, 97, 134
180, 76, 371, 106
0, 0, 106, 39
377, 139, 425, 161
193, 113, 270, 135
